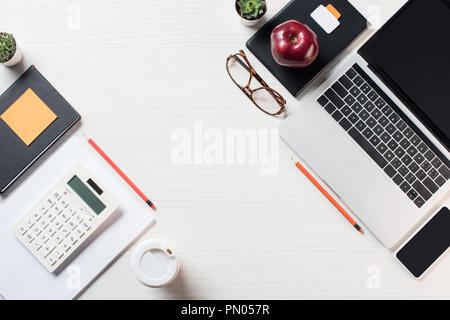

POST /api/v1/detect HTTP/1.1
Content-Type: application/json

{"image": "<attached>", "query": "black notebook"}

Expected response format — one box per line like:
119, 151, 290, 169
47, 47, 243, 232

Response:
0, 66, 80, 193
246, 0, 368, 96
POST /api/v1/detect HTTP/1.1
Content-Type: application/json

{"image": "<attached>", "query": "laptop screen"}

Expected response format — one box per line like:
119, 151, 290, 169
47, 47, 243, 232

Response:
358, 0, 450, 150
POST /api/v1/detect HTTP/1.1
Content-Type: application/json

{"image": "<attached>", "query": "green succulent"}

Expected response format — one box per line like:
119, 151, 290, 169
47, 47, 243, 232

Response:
0, 33, 16, 64
238, 0, 266, 20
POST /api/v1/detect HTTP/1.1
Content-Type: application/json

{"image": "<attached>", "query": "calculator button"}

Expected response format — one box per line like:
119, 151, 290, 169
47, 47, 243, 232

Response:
53, 248, 64, 259
81, 221, 91, 232
60, 226, 71, 238
60, 240, 71, 252
74, 227, 85, 238
38, 205, 49, 215
32, 211, 41, 220
73, 213, 84, 224
68, 218, 78, 230
45, 198, 55, 207
39, 242, 54, 258
46, 255, 57, 266
67, 234, 78, 245
25, 217, 35, 228
46, 226, 57, 237
46, 211, 56, 222
51, 191, 61, 200
37, 242, 48, 256
25, 231, 35, 242
32, 239, 43, 251
53, 218, 62, 230
59, 198, 70, 208
46, 240, 57, 252
38, 233, 50, 244
60, 210, 71, 222
17, 224, 28, 235
38, 218, 50, 229
51, 205, 63, 216
31, 225, 41, 236
53, 233, 63, 244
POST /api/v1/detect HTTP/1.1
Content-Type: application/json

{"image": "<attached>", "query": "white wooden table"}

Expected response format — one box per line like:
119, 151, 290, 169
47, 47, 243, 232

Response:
1, 0, 449, 299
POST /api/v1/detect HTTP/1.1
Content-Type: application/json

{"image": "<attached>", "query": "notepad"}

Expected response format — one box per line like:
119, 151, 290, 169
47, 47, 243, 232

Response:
0, 88, 57, 146
0, 66, 81, 193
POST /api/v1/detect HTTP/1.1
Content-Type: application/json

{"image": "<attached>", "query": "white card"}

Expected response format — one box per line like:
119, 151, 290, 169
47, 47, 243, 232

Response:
311, 5, 340, 34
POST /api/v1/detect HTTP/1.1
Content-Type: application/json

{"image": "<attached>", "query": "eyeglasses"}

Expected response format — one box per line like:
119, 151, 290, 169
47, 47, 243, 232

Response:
226, 50, 286, 116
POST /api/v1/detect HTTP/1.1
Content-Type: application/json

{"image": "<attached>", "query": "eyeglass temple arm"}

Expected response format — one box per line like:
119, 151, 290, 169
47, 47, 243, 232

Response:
235, 58, 267, 86
236, 56, 285, 104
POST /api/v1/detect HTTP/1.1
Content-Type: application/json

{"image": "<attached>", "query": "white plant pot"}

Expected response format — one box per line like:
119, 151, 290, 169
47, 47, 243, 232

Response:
2, 45, 22, 67
238, 14, 265, 26
235, 0, 267, 27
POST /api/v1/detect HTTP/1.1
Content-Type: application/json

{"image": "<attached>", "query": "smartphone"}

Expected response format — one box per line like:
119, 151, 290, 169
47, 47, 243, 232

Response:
395, 206, 450, 279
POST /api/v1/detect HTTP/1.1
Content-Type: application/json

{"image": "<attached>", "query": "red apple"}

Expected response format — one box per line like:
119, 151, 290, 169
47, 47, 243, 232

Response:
270, 20, 319, 68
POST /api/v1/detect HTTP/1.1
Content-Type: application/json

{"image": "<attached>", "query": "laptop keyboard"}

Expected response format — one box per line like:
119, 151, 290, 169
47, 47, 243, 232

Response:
317, 64, 449, 208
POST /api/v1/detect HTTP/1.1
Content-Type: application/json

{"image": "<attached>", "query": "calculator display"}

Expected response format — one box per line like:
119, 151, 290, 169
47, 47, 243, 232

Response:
67, 175, 106, 214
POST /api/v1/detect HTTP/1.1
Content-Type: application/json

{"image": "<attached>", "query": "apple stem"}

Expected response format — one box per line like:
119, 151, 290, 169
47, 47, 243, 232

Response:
288, 34, 298, 44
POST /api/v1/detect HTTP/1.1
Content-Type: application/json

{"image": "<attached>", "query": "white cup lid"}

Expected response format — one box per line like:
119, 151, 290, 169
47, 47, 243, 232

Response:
131, 239, 180, 288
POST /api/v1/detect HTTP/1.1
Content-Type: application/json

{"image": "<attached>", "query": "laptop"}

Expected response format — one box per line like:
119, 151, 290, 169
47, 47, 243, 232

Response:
280, 0, 450, 248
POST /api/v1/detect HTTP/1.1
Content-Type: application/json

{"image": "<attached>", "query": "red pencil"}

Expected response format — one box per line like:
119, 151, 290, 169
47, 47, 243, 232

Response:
85, 135, 156, 210
293, 158, 362, 233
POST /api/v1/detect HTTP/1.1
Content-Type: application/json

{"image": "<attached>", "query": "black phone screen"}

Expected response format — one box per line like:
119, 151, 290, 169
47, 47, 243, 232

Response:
396, 207, 450, 278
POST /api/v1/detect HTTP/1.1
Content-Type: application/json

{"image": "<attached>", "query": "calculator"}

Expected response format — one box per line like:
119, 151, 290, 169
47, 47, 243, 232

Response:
14, 163, 119, 272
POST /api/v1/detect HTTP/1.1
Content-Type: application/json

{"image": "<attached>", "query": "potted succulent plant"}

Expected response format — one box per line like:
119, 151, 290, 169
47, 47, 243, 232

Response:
0, 33, 22, 67
236, 0, 267, 26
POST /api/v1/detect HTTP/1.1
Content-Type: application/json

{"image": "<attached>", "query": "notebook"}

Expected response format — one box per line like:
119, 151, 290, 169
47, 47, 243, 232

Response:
0, 135, 155, 299
246, 0, 368, 96
0, 66, 80, 193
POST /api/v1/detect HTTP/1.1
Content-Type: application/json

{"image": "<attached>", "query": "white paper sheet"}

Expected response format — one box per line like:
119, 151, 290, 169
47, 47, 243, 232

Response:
0, 135, 155, 299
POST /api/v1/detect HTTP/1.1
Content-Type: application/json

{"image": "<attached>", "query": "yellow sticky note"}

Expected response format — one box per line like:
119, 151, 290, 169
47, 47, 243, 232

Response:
0, 88, 57, 146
